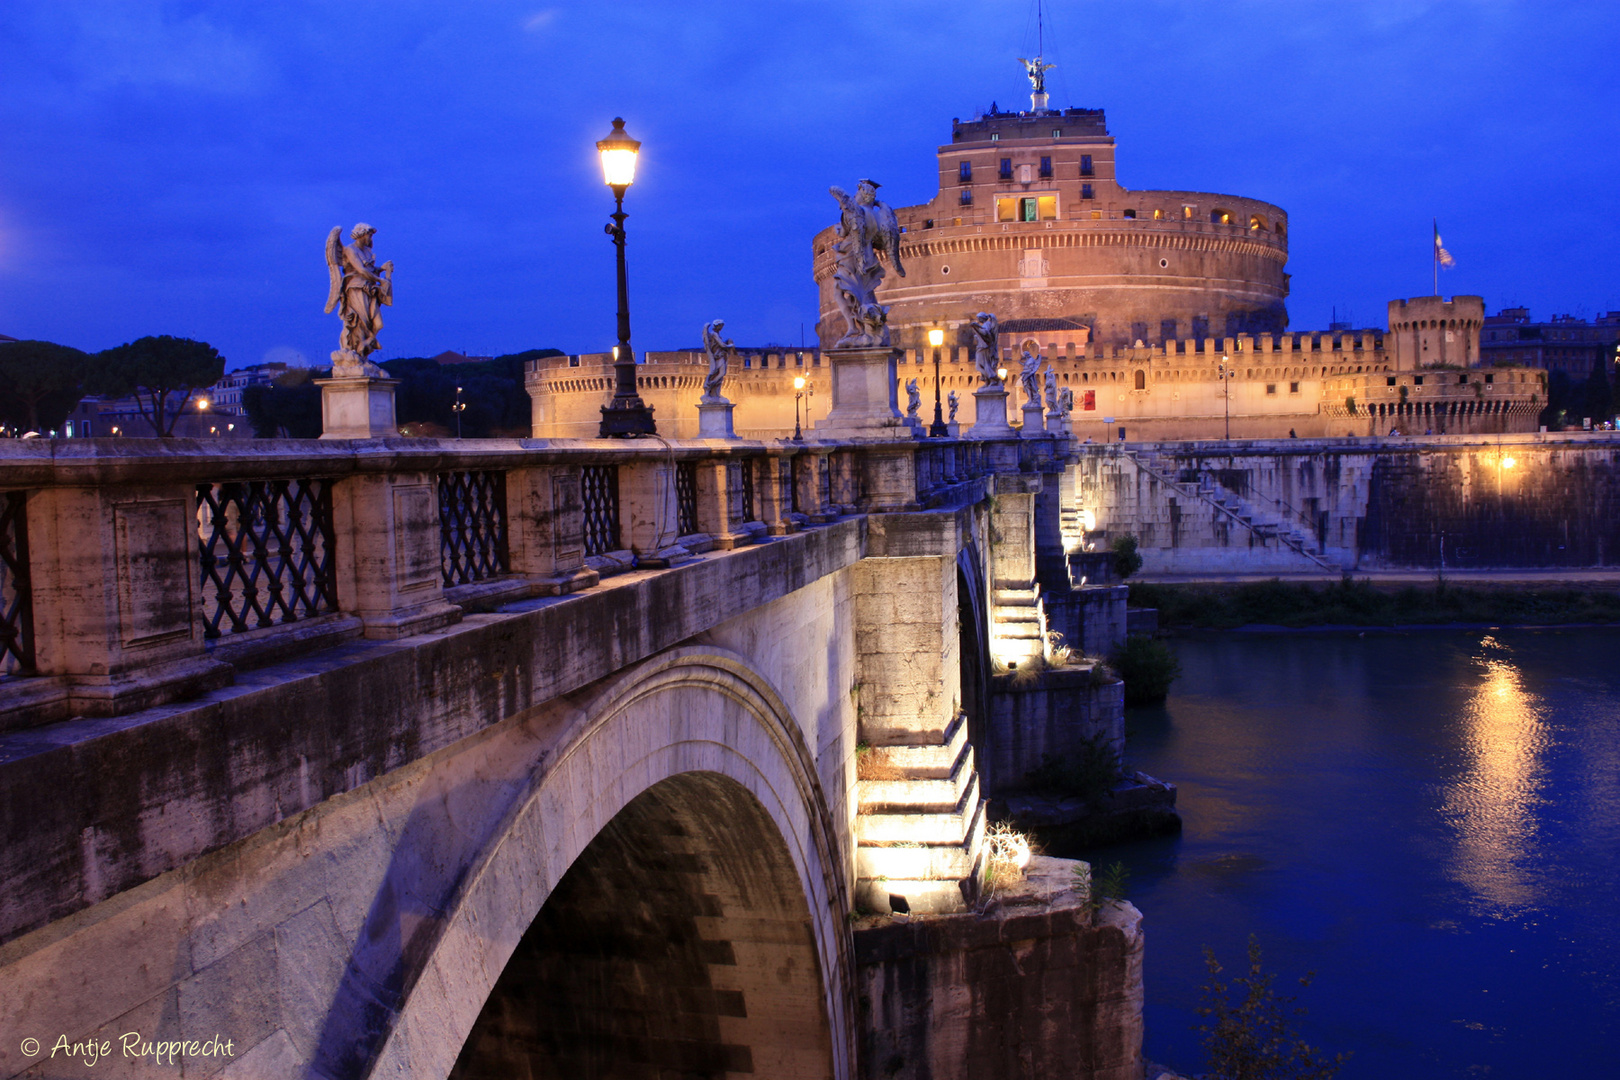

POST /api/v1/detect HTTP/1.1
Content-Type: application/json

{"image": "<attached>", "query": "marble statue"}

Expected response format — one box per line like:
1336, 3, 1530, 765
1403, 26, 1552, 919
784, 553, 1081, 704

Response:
969, 312, 1001, 385
828, 179, 906, 348
1018, 56, 1055, 94
1019, 347, 1043, 404
1058, 386, 1074, 415
324, 224, 393, 378
947, 390, 959, 423
905, 378, 921, 419
701, 319, 734, 401
1045, 368, 1060, 413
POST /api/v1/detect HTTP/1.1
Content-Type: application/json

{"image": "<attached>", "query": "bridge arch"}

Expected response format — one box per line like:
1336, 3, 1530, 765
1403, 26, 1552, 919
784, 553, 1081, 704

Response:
371, 646, 854, 1079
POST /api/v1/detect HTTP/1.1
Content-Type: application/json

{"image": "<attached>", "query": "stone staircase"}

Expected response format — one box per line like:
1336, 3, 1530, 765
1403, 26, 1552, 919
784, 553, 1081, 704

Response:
855, 711, 986, 913
1128, 449, 1339, 571
990, 582, 1047, 665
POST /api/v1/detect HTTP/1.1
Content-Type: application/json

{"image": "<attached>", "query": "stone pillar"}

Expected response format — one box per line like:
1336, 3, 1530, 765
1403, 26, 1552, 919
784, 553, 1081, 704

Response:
695, 460, 745, 550
969, 386, 1014, 438
797, 452, 834, 522
506, 463, 600, 596
22, 483, 232, 719
317, 376, 399, 439
618, 459, 689, 566
696, 399, 736, 439
329, 470, 461, 640
757, 455, 794, 536
814, 346, 917, 441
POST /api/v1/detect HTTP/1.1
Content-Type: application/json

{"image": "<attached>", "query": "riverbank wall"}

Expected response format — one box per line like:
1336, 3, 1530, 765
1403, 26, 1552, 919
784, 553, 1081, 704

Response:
1074, 432, 1620, 573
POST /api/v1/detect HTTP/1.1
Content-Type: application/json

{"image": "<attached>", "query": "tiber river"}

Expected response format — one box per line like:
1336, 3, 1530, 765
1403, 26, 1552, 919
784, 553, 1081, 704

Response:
1069, 629, 1620, 1078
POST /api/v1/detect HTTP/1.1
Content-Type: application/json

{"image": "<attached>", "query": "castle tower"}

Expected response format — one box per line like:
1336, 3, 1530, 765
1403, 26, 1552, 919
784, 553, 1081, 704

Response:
1387, 296, 1485, 370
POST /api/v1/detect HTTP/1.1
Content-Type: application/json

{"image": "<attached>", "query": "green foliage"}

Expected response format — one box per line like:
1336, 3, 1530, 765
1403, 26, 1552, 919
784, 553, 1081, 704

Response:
87, 335, 225, 437
1110, 634, 1182, 706
0, 340, 88, 432
1111, 533, 1144, 579
381, 349, 561, 437
1024, 733, 1120, 801
1196, 935, 1348, 1080
1130, 578, 1620, 630
1077, 860, 1131, 916
1342, 396, 1355, 415
243, 371, 323, 438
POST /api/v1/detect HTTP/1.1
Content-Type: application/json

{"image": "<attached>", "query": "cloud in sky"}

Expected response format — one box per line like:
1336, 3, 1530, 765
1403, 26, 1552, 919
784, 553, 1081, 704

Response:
0, 0, 1616, 368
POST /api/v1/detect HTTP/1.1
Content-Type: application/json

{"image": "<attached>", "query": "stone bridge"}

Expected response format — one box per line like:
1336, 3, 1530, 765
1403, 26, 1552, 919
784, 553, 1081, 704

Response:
0, 429, 1142, 1079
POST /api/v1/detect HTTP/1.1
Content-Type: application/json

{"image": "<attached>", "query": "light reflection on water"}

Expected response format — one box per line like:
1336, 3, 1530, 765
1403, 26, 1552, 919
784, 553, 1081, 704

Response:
1444, 635, 1549, 913
1060, 628, 1620, 1079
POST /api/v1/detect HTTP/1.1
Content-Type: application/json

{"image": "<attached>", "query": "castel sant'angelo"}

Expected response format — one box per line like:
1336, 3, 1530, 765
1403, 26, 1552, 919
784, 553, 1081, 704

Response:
527, 60, 1542, 441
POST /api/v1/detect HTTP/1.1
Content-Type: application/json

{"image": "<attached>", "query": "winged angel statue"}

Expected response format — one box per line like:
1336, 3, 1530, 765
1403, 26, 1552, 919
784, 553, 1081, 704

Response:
828, 179, 905, 348
324, 224, 393, 377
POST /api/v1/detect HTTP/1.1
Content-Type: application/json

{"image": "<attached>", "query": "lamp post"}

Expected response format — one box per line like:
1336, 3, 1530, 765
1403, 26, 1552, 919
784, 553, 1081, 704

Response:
928, 327, 948, 436
793, 376, 808, 441
596, 117, 656, 437
452, 384, 467, 439
1217, 355, 1234, 439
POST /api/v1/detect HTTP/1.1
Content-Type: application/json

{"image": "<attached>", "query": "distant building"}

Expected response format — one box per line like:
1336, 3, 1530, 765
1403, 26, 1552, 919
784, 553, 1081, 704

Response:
433, 351, 494, 365
210, 362, 290, 415
1480, 308, 1620, 379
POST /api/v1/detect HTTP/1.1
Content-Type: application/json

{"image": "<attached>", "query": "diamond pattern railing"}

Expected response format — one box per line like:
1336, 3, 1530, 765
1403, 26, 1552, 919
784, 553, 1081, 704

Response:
439, 470, 510, 587
581, 465, 621, 557
676, 461, 698, 536
196, 479, 338, 639
1, 491, 35, 676
782, 458, 796, 515
738, 459, 756, 523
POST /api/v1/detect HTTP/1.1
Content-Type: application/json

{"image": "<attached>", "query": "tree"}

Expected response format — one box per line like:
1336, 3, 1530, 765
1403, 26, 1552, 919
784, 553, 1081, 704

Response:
86, 335, 225, 437
1111, 533, 1144, 579
1196, 935, 1348, 1080
242, 368, 324, 438
1581, 359, 1614, 426
0, 340, 88, 433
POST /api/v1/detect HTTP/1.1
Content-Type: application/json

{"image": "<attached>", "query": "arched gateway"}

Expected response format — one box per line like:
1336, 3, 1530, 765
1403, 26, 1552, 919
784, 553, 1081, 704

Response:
360, 647, 854, 1079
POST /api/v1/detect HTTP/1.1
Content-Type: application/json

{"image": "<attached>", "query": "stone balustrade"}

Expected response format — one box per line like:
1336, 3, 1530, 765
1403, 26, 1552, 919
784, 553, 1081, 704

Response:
0, 432, 1052, 731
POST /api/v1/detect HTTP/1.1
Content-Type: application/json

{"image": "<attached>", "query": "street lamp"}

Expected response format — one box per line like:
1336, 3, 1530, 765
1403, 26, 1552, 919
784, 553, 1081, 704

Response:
452, 385, 467, 439
927, 327, 948, 437
793, 376, 810, 441
596, 117, 656, 437
1217, 355, 1235, 439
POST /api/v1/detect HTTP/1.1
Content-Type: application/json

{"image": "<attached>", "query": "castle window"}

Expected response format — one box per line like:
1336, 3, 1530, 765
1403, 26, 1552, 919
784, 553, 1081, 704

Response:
959, 160, 972, 182
1153, 208, 1164, 219
1387, 376, 1397, 386
1161, 319, 1178, 341
1290, 381, 1300, 394
1211, 208, 1233, 224
960, 189, 973, 206
1080, 154, 1094, 177
990, 133, 1000, 141
1052, 128, 1062, 138
1134, 370, 1147, 390
1090, 210, 1102, 219
1485, 373, 1494, 383
1039, 156, 1052, 178
1183, 205, 1194, 219
999, 157, 1013, 180
1413, 375, 1424, 386
1081, 183, 1094, 199
924, 218, 934, 229
1266, 384, 1277, 395
1123, 209, 1136, 219
1249, 214, 1268, 231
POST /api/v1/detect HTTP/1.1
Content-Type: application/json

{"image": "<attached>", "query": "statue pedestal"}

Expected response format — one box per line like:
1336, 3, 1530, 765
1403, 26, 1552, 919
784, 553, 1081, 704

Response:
1045, 411, 1072, 436
813, 346, 916, 441
969, 386, 1014, 438
943, 421, 962, 438
697, 398, 737, 439
1021, 401, 1046, 435
317, 376, 399, 439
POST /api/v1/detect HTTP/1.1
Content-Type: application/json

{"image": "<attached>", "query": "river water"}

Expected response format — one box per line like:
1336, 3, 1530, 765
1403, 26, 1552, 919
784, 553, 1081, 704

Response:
1069, 628, 1620, 1078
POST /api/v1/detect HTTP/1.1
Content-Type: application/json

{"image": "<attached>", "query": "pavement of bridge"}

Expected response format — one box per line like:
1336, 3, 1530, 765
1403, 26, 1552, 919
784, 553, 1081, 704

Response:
1136, 569, 1620, 587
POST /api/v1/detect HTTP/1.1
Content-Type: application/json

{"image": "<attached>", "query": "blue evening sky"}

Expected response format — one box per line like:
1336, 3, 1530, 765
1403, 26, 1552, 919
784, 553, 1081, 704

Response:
1, 1, 1617, 370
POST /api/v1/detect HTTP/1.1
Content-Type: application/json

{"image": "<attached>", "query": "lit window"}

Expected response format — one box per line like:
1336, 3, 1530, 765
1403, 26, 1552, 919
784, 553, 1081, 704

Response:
990, 133, 999, 141
1183, 205, 1194, 219
1153, 208, 1164, 220
1052, 128, 1062, 138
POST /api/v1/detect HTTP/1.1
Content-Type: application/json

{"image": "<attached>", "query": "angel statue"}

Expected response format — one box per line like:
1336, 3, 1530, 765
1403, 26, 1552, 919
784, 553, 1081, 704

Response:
1044, 367, 1059, 413
324, 224, 393, 378
1058, 386, 1074, 415
947, 390, 960, 423
828, 179, 906, 348
969, 312, 1001, 385
905, 378, 921, 419
1019, 347, 1043, 405
701, 319, 735, 401
1018, 56, 1055, 95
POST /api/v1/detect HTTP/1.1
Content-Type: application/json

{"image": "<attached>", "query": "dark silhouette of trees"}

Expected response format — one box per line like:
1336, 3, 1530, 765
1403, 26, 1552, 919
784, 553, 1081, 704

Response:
0, 340, 88, 433
87, 335, 225, 437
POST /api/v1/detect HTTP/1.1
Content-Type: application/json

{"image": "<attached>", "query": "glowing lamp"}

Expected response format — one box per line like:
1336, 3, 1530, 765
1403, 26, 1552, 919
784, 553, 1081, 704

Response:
927, 328, 945, 348
197, 398, 210, 411
997, 366, 1008, 381
1502, 456, 1517, 470
596, 117, 640, 190
794, 376, 806, 390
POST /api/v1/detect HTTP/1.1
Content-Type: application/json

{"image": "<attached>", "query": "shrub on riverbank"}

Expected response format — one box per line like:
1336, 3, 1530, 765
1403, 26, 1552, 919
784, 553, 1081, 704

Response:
1110, 635, 1182, 705
1130, 579, 1620, 630
1025, 734, 1120, 800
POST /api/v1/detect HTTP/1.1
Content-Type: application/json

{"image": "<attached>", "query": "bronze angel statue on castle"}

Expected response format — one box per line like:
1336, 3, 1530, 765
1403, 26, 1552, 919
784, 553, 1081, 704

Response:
324, 223, 393, 377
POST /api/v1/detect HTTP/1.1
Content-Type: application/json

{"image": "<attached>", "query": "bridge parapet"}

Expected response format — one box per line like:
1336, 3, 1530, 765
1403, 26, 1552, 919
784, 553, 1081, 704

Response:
0, 434, 1036, 731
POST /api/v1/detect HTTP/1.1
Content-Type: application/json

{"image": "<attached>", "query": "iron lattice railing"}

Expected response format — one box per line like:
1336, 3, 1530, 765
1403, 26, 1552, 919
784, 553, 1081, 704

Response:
675, 461, 698, 536
782, 458, 797, 515
818, 458, 832, 510
439, 470, 510, 586
1, 491, 35, 675
196, 479, 338, 639
580, 465, 621, 556
738, 460, 756, 523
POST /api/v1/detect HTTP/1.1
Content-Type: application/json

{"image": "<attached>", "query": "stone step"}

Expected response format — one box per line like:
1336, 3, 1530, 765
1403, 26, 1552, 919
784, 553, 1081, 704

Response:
864, 713, 968, 778
855, 773, 980, 845
859, 745, 977, 812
